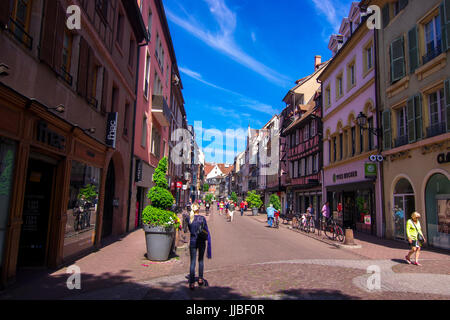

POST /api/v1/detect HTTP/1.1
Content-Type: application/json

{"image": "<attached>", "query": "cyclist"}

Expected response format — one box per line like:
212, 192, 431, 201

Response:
266, 204, 275, 227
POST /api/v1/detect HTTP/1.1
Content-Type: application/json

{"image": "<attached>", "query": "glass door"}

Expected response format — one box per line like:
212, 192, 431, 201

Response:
393, 195, 415, 240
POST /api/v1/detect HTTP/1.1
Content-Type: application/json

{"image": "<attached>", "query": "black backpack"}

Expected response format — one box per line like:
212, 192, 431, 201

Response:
196, 217, 209, 241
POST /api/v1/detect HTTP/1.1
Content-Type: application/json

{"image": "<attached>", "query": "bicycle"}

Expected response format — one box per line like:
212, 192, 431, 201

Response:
323, 217, 345, 242
291, 213, 301, 230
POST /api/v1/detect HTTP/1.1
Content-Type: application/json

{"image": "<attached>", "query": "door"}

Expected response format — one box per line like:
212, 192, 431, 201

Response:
17, 159, 55, 267
102, 161, 115, 239
343, 192, 356, 229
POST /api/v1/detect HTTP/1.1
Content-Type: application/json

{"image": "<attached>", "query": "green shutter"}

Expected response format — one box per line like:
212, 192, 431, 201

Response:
382, 109, 392, 150
414, 94, 423, 141
391, 36, 405, 83
445, 78, 450, 132
445, 0, 450, 51
441, 3, 448, 52
408, 26, 420, 73
382, 4, 390, 29
407, 97, 416, 143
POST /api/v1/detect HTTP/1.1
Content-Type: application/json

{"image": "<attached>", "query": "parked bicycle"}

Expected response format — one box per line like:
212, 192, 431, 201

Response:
321, 217, 345, 242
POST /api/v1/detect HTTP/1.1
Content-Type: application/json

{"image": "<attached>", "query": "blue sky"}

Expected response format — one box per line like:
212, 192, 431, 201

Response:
164, 0, 355, 164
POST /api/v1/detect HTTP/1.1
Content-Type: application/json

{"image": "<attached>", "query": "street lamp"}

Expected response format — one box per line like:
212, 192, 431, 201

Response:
356, 112, 381, 136
49, 104, 65, 113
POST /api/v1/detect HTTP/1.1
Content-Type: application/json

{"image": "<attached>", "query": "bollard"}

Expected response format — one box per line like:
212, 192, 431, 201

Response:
344, 228, 356, 245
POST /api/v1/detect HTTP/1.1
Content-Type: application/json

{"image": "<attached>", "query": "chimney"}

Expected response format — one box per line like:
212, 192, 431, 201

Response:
314, 55, 322, 70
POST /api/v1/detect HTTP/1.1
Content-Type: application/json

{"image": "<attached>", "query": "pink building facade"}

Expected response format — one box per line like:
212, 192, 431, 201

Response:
320, 3, 383, 237
130, 0, 178, 230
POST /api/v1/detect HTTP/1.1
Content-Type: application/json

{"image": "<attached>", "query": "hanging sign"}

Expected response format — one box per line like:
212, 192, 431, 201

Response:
365, 163, 377, 179
106, 112, 118, 148
364, 215, 371, 225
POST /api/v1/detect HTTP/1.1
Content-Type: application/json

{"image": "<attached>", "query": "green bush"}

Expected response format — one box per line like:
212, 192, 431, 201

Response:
268, 194, 281, 211
142, 157, 179, 229
202, 183, 210, 192
246, 190, 263, 209
205, 193, 214, 204
230, 192, 238, 203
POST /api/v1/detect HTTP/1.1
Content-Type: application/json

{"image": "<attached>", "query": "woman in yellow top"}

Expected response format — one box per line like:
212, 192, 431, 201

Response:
405, 212, 426, 266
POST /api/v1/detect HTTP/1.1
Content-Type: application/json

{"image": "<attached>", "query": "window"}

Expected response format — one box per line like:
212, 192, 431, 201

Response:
347, 60, 356, 90
336, 73, 343, 98
325, 86, 331, 108
294, 160, 298, 179
151, 127, 161, 158
390, 36, 406, 83
144, 52, 150, 98
141, 116, 147, 148
299, 159, 304, 177
364, 42, 373, 74
304, 124, 309, 141
398, 107, 407, 137
424, 14, 442, 62
296, 129, 300, 145
116, 12, 124, 46
429, 89, 445, 127
147, 10, 152, 40
61, 30, 73, 74
124, 103, 130, 137
153, 72, 162, 95
111, 86, 118, 112
311, 120, 316, 137
368, 117, 374, 150
128, 38, 135, 68
304, 157, 309, 176
333, 137, 337, 162
359, 125, 364, 153
339, 133, 343, 160
90, 66, 100, 108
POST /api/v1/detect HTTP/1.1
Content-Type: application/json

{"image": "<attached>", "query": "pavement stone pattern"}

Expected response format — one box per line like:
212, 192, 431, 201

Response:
1, 207, 449, 300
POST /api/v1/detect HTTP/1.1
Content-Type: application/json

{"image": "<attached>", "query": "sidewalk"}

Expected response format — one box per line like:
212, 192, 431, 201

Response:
250, 213, 450, 275
0, 208, 212, 300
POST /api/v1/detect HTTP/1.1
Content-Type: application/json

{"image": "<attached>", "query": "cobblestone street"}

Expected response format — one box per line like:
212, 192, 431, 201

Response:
1, 206, 449, 300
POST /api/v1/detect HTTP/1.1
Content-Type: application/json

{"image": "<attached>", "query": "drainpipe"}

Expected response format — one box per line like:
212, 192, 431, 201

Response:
126, 39, 148, 233
374, 27, 385, 239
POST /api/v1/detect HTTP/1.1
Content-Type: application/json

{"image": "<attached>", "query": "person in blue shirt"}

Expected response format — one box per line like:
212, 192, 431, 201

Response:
266, 204, 276, 227
188, 203, 212, 290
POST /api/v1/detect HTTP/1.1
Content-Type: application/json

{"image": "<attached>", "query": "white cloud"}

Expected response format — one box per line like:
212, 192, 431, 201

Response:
251, 31, 256, 43
166, 0, 290, 87
310, 0, 351, 35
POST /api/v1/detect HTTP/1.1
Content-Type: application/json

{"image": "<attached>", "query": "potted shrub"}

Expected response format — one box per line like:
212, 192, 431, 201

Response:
230, 192, 238, 204
246, 190, 263, 216
142, 157, 181, 261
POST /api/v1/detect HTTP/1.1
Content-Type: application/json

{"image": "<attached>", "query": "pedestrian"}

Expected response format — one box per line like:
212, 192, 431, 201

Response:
244, 201, 248, 211
188, 203, 212, 290
321, 201, 331, 225
205, 201, 210, 216
219, 201, 224, 215
240, 201, 245, 216
228, 201, 235, 222
266, 203, 275, 227
405, 212, 426, 266
307, 203, 315, 218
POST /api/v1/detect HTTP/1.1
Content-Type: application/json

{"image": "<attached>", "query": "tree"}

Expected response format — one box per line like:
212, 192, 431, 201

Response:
202, 183, 210, 192
245, 190, 263, 209
205, 193, 214, 204
230, 192, 238, 203
268, 194, 281, 211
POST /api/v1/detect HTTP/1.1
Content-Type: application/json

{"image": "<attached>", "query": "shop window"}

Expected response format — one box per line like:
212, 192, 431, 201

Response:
0, 139, 17, 267
425, 174, 450, 249
64, 161, 101, 259
393, 178, 415, 240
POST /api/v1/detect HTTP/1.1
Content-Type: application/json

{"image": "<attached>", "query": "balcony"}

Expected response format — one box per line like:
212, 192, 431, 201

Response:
422, 44, 442, 66
426, 121, 447, 139
152, 94, 170, 126
394, 135, 408, 148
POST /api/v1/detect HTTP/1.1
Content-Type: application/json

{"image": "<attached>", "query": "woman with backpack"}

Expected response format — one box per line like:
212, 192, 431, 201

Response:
188, 203, 212, 290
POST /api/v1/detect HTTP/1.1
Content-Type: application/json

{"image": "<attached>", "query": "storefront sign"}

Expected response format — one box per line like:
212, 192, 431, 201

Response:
176, 181, 182, 189
333, 171, 358, 182
37, 121, 66, 150
365, 163, 377, 179
105, 112, 118, 148
437, 152, 450, 164
135, 159, 143, 182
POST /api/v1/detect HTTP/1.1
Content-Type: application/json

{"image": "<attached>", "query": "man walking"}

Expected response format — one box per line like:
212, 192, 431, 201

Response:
240, 201, 245, 216
266, 204, 275, 227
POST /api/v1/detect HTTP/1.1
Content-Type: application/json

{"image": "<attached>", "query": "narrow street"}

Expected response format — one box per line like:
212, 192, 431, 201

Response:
2, 206, 449, 300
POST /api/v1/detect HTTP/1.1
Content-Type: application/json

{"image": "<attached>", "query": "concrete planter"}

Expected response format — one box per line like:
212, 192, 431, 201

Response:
252, 208, 259, 216
143, 225, 175, 261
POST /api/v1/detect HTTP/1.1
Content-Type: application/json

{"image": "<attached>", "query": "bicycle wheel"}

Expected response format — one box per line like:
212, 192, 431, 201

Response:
308, 220, 315, 234
335, 226, 345, 242
324, 224, 334, 240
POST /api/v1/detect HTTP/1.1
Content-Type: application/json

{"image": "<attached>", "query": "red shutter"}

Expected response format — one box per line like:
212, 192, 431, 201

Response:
0, 0, 11, 28
53, 2, 66, 73
77, 37, 89, 97
101, 68, 109, 113
40, 0, 58, 66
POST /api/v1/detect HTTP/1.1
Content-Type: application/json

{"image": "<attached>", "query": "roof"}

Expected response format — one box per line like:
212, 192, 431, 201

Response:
217, 164, 234, 176
204, 163, 215, 176
283, 99, 318, 134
